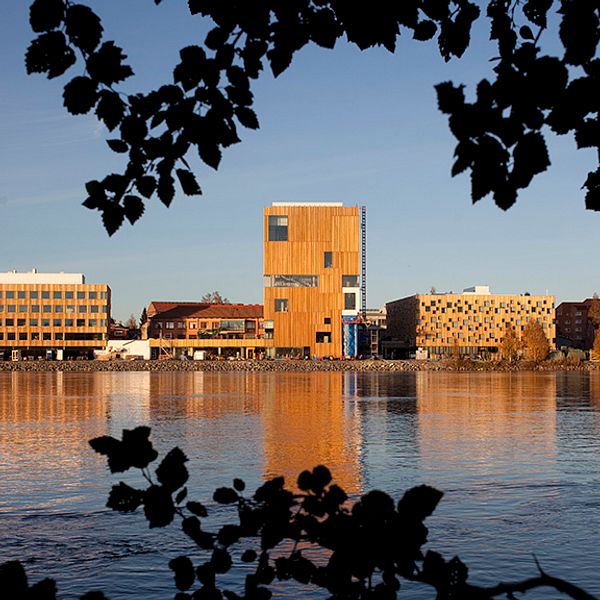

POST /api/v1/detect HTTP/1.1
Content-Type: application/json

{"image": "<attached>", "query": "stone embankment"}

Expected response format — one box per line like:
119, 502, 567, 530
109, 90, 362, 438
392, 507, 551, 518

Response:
0, 359, 598, 373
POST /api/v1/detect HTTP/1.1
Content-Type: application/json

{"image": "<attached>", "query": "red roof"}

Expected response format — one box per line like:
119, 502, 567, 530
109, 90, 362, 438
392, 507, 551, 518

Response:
148, 302, 263, 320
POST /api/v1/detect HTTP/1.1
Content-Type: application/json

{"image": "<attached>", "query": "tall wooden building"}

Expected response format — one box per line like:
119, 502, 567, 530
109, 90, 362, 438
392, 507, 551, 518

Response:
263, 202, 363, 358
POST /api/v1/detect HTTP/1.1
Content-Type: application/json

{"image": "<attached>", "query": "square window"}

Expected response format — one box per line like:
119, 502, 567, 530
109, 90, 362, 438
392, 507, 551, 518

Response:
65, 291, 73, 299
19, 333, 27, 340
324, 317, 331, 324
65, 319, 74, 327
31, 332, 40, 341
6, 318, 14, 326
41, 319, 50, 327
324, 251, 332, 268
19, 305, 27, 313
17, 319, 25, 327
316, 332, 331, 343
53, 319, 61, 326
77, 319, 85, 327
274, 298, 288, 312
17, 291, 26, 299
88, 319, 97, 327
77, 291, 85, 299
53, 291, 62, 299
6, 291, 15, 299
342, 275, 360, 287
31, 305, 40, 312
30, 291, 38, 299
8, 332, 15, 340
55, 333, 63, 340
29, 319, 38, 326
66, 305, 75, 313
79, 305, 87, 313
90, 305, 99, 313
43, 305, 52, 313
43, 333, 52, 340
41, 291, 50, 299
268, 215, 288, 241
88, 291, 97, 299
344, 293, 356, 310
55, 305, 63, 312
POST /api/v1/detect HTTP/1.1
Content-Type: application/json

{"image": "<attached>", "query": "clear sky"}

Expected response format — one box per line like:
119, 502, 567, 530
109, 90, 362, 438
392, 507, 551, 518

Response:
2, 1, 598, 323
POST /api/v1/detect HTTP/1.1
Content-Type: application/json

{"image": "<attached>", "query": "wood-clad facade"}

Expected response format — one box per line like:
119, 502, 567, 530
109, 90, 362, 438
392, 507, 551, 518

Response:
263, 203, 361, 358
0, 272, 110, 358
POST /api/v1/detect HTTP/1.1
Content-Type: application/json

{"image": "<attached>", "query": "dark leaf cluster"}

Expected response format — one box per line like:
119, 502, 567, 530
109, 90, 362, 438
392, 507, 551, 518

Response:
82, 427, 598, 600
26, 1, 600, 234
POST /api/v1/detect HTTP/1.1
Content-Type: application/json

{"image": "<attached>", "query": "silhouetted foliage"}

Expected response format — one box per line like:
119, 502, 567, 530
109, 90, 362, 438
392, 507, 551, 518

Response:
2, 425, 597, 598
26, 0, 600, 234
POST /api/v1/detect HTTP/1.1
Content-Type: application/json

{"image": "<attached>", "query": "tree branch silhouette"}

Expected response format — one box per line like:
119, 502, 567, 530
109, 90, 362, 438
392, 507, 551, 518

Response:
25, 0, 600, 235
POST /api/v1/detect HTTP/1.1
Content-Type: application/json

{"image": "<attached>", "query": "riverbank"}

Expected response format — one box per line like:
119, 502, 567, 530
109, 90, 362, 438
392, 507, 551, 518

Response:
0, 359, 598, 372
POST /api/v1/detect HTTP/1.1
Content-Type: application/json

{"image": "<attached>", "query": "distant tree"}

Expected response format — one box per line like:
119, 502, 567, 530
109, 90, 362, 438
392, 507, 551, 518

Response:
140, 306, 148, 326
522, 320, 550, 362
200, 291, 229, 304
125, 313, 137, 329
593, 327, 600, 361
499, 323, 520, 362
25, 0, 600, 234
430, 286, 436, 295
588, 292, 600, 328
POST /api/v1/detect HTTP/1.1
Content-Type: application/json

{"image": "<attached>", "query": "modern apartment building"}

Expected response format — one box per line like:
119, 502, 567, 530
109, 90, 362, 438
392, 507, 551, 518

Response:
144, 301, 265, 359
0, 270, 110, 359
263, 202, 363, 358
555, 299, 596, 349
385, 285, 555, 357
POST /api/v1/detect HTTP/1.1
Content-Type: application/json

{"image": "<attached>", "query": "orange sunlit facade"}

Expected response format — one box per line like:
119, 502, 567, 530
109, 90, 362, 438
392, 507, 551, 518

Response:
0, 271, 110, 359
263, 203, 362, 358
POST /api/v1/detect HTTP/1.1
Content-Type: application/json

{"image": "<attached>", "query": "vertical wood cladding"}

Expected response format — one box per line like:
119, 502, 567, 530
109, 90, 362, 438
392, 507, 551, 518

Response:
264, 205, 360, 357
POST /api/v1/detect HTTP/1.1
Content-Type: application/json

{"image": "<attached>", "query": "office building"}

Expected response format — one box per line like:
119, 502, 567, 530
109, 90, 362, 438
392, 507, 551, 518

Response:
0, 270, 110, 359
385, 285, 555, 358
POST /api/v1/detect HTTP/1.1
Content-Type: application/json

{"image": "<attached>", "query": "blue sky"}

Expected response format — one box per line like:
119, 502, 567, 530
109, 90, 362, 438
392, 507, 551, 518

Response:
1, 1, 598, 322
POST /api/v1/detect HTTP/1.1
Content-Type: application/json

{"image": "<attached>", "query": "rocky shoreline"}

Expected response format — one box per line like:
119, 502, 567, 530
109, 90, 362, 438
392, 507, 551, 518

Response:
0, 359, 598, 373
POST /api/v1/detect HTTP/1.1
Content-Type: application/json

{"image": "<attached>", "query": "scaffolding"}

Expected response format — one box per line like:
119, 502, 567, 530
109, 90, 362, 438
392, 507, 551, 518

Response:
361, 205, 367, 320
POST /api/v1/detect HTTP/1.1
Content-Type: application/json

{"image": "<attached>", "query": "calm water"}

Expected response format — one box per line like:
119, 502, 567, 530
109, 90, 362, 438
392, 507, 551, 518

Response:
0, 371, 599, 598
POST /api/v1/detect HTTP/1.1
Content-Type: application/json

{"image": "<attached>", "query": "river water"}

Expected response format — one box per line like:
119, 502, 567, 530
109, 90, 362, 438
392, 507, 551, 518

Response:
0, 371, 599, 598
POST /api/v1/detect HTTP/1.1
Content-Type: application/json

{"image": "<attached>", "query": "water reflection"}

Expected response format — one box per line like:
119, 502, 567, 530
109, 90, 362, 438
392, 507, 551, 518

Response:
1, 371, 600, 599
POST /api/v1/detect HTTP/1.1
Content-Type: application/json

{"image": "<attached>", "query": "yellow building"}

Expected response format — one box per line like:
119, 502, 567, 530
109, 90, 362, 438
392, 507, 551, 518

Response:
0, 270, 110, 359
263, 203, 363, 358
386, 285, 555, 358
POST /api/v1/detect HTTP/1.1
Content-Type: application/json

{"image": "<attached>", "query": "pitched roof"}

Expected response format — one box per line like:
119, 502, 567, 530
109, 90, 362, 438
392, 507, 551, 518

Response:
148, 302, 263, 320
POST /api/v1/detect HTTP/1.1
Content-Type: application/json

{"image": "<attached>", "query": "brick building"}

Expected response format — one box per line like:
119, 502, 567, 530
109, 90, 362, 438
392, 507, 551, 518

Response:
144, 302, 264, 359
555, 299, 596, 349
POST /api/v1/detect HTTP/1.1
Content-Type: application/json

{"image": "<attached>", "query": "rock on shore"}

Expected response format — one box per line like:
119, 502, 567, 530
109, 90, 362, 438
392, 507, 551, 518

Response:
0, 359, 597, 373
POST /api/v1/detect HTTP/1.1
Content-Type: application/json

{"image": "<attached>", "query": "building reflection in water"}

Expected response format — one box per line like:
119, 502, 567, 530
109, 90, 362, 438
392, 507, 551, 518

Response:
146, 371, 364, 494
415, 372, 558, 482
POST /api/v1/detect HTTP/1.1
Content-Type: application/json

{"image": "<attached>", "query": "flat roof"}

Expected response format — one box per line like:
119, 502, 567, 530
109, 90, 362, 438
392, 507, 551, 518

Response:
271, 202, 344, 207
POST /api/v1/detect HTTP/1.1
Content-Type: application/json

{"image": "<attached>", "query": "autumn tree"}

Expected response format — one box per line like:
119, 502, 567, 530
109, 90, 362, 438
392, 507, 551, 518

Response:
200, 291, 229, 304
521, 320, 550, 362
588, 292, 600, 328
499, 323, 520, 362
25, 0, 600, 234
593, 327, 600, 361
